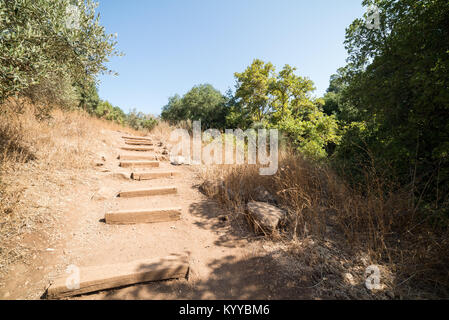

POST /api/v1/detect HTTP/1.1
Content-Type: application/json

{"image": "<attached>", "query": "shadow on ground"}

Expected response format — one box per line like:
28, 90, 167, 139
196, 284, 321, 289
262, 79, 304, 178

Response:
97, 252, 314, 300
188, 199, 261, 249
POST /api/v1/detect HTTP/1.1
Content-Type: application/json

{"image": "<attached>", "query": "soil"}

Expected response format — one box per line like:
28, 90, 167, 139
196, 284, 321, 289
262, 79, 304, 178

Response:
0, 129, 314, 300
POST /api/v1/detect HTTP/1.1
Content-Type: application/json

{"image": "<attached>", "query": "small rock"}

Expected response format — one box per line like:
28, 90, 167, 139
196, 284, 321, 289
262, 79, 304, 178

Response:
170, 155, 190, 165
247, 201, 286, 233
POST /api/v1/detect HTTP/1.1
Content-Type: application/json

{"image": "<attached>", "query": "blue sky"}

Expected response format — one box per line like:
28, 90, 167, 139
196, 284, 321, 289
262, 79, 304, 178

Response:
96, 0, 366, 116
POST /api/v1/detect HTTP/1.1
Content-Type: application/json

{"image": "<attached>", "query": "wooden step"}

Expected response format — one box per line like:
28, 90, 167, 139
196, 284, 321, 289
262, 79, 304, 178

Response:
119, 160, 160, 168
125, 141, 154, 146
118, 154, 156, 161
105, 207, 182, 224
121, 146, 154, 152
122, 135, 152, 141
131, 171, 178, 181
117, 186, 177, 198
46, 254, 189, 299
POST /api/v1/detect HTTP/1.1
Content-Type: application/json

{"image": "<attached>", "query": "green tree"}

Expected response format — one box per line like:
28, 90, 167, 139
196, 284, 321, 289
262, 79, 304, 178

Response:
234, 59, 275, 122
337, 0, 449, 212
0, 0, 120, 103
127, 108, 158, 131
233, 59, 340, 158
161, 84, 227, 129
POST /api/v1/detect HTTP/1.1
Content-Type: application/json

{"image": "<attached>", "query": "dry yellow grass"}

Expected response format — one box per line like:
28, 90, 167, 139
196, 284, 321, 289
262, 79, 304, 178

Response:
0, 99, 140, 273
198, 151, 449, 298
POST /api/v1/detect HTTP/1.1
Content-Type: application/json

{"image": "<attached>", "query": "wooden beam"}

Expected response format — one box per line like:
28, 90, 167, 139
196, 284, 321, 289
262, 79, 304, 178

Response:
46, 254, 189, 299
125, 141, 154, 146
105, 207, 181, 224
131, 171, 178, 181
120, 146, 154, 152
117, 186, 177, 198
119, 160, 160, 168
118, 154, 156, 161
122, 135, 152, 141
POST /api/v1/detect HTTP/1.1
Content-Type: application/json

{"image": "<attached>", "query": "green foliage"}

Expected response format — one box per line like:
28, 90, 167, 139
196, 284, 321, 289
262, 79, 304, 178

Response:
76, 80, 100, 113
0, 0, 120, 104
89, 101, 158, 131
94, 100, 124, 124
322, 68, 359, 124
233, 59, 340, 159
126, 108, 158, 131
161, 60, 340, 158
161, 84, 227, 129
334, 0, 449, 212
234, 59, 275, 122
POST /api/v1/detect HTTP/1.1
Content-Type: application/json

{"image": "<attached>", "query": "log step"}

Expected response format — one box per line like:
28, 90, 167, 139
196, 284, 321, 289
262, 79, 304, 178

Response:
105, 207, 181, 224
118, 154, 156, 161
46, 254, 189, 299
119, 160, 159, 168
131, 171, 178, 181
117, 186, 177, 198
125, 141, 154, 146
122, 135, 152, 141
121, 146, 154, 152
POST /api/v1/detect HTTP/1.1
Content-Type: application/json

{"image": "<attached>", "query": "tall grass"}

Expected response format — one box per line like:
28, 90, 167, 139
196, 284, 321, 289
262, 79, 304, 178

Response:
199, 151, 449, 297
0, 98, 140, 272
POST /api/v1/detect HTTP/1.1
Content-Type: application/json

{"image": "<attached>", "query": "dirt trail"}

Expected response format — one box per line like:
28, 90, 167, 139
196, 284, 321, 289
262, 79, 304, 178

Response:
1, 129, 312, 300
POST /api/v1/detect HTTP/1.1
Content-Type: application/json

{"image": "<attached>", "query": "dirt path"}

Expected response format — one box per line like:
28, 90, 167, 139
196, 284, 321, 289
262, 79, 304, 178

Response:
1, 129, 313, 300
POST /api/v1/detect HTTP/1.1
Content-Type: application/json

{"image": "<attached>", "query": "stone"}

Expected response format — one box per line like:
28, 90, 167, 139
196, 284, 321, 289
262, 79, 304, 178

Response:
170, 155, 190, 165
247, 201, 286, 233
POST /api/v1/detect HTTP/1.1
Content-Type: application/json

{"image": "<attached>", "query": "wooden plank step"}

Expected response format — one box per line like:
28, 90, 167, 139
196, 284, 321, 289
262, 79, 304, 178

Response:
46, 254, 189, 299
122, 135, 152, 141
117, 186, 177, 198
131, 171, 178, 181
123, 137, 153, 141
105, 207, 182, 224
119, 160, 159, 168
120, 146, 154, 152
118, 154, 156, 161
125, 141, 154, 146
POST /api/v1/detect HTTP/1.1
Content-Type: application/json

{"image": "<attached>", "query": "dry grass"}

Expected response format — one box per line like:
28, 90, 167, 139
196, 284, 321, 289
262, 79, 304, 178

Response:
0, 98, 138, 274
150, 121, 174, 142
198, 151, 449, 299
